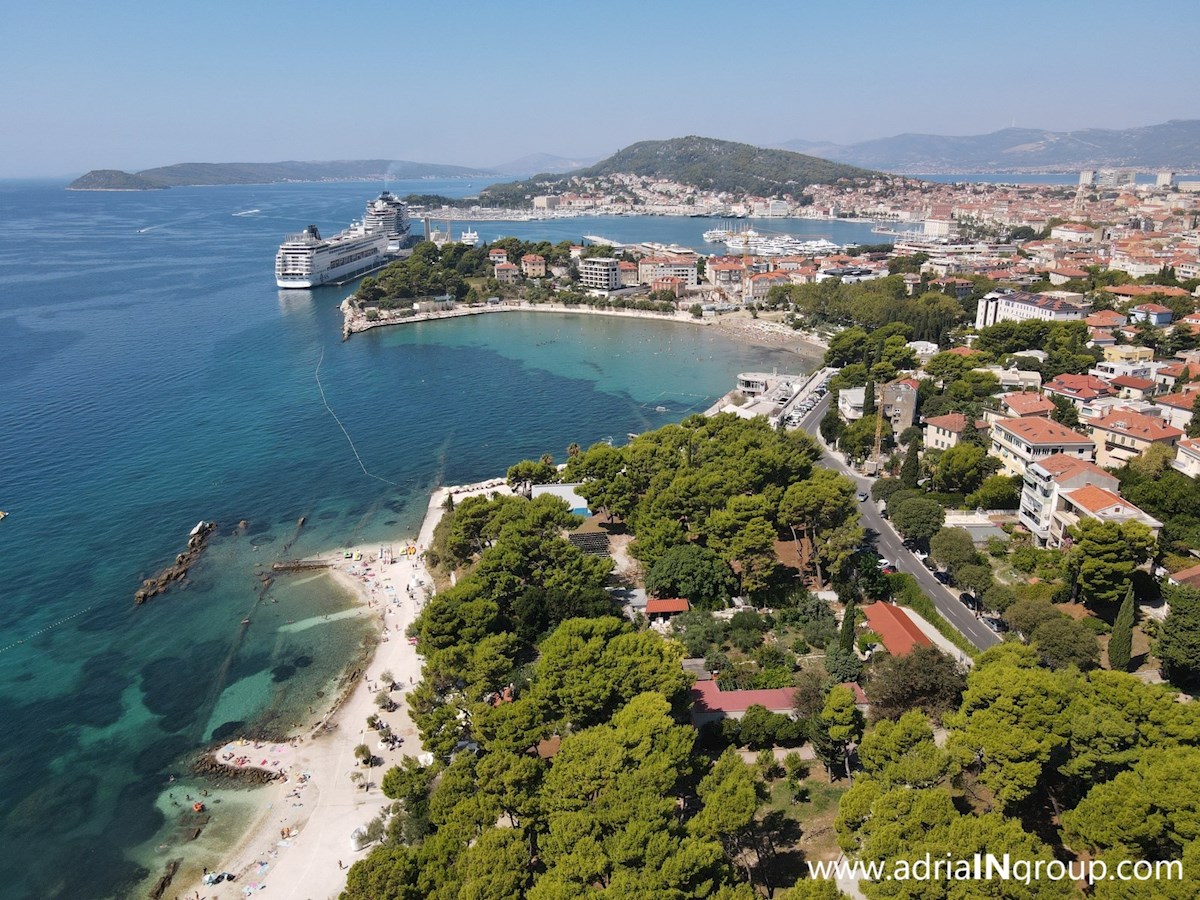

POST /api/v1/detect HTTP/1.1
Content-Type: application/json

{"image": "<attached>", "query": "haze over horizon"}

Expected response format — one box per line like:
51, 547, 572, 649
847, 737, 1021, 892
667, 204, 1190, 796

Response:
5, 0, 1199, 178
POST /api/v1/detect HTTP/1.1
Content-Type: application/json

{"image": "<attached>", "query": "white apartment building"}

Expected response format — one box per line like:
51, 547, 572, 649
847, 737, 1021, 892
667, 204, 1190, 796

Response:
974, 290, 1090, 329
637, 256, 698, 287
1020, 454, 1119, 545
580, 257, 620, 291
1173, 438, 1200, 479
989, 417, 1095, 477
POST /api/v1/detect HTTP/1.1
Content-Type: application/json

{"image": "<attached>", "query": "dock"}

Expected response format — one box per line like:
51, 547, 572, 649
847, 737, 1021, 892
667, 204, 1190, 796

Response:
271, 559, 333, 572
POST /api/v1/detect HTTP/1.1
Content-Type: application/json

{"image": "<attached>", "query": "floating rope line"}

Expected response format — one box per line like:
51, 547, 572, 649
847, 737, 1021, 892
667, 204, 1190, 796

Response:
0, 604, 95, 655
315, 348, 401, 487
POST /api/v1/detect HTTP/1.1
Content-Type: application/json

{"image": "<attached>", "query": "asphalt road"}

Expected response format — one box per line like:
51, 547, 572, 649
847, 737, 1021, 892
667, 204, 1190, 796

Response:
794, 394, 1001, 651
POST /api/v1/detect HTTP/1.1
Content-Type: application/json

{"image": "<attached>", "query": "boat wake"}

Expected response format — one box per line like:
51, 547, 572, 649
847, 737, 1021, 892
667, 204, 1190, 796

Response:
233, 209, 261, 217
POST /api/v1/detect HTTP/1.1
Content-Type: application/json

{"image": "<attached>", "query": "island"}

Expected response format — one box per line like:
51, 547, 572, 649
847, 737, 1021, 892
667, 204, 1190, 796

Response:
66, 169, 168, 191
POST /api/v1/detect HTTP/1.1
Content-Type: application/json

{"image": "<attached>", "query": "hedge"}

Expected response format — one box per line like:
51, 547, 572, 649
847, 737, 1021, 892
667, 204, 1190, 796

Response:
886, 573, 979, 659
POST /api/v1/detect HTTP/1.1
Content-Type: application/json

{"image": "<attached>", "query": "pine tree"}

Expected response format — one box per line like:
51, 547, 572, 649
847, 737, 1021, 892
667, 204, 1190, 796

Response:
1187, 392, 1200, 439
1109, 583, 1135, 672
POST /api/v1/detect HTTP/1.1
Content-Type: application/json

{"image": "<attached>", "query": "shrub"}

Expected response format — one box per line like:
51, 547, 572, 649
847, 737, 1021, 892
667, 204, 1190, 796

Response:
1080, 617, 1111, 635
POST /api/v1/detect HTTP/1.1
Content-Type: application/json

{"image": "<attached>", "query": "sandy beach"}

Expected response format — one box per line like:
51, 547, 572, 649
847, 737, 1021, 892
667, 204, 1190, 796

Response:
174, 479, 513, 900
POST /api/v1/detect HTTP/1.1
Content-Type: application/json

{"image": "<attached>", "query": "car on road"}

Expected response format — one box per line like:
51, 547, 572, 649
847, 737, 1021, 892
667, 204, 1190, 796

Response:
933, 571, 951, 584
876, 558, 892, 569
857, 491, 869, 502
881, 565, 898, 574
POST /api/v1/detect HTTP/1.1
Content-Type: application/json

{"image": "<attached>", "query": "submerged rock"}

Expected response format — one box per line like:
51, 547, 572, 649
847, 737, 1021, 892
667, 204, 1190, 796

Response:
134, 521, 217, 604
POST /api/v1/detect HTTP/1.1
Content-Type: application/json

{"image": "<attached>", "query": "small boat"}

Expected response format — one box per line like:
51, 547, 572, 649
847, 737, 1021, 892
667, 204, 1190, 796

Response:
0, 511, 7, 521
241, 618, 251, 625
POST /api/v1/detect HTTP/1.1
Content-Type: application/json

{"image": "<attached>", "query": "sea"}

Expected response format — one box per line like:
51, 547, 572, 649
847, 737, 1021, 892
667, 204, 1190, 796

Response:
0, 178, 860, 899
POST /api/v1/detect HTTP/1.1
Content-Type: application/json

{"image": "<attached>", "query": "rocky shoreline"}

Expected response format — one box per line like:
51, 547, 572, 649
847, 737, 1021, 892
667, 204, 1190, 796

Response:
134, 521, 218, 604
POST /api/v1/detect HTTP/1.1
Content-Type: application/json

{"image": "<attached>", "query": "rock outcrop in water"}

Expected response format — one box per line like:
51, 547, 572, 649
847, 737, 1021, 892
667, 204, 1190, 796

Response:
134, 521, 217, 604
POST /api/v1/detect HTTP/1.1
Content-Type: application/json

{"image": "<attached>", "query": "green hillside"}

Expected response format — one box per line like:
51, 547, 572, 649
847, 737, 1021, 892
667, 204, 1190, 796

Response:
66, 169, 168, 191
481, 136, 879, 205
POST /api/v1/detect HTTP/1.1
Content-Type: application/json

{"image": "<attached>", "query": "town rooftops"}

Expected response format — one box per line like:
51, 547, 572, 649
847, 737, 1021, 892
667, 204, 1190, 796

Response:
1089, 409, 1184, 442
1155, 392, 1198, 411
993, 417, 1092, 446
1102, 284, 1190, 298
1044, 373, 1114, 400
862, 603, 932, 656
689, 680, 797, 716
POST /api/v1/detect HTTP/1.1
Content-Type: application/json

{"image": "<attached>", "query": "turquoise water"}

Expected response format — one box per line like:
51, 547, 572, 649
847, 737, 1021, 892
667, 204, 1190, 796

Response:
0, 180, 815, 898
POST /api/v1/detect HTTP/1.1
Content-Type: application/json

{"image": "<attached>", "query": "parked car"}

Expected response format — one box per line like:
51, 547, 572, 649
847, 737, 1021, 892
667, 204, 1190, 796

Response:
933, 570, 951, 584
876, 558, 892, 569
958, 592, 977, 609
982, 616, 1009, 633
881, 565, 898, 575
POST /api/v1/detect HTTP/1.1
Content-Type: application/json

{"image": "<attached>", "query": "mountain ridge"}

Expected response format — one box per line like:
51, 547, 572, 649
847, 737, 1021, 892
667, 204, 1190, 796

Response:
778, 120, 1200, 172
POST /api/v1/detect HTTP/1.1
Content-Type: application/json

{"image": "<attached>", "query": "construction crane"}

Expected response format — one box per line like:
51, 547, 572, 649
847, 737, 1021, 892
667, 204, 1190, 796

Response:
870, 383, 885, 475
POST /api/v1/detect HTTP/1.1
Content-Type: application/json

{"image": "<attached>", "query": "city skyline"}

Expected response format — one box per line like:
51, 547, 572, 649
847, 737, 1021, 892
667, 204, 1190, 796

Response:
5, 0, 1200, 178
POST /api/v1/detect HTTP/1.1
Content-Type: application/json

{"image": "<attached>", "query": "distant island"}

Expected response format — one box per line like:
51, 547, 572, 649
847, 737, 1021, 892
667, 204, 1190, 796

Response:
66, 158, 494, 191
481, 136, 879, 207
66, 169, 168, 191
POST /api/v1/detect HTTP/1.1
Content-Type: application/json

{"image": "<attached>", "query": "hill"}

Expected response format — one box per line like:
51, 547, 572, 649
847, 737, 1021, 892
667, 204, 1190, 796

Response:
779, 120, 1200, 172
67, 159, 493, 190
481, 136, 878, 205
66, 169, 168, 191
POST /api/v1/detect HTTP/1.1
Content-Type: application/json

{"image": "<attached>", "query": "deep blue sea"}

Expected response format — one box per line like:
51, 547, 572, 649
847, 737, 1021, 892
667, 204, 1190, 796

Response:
0, 179, 823, 898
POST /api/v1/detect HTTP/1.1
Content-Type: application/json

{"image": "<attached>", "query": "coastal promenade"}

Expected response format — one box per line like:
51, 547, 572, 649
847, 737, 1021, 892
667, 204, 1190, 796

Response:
177, 479, 514, 899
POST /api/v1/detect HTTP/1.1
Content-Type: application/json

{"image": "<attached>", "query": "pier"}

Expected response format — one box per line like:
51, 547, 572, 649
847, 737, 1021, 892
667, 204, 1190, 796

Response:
271, 559, 333, 572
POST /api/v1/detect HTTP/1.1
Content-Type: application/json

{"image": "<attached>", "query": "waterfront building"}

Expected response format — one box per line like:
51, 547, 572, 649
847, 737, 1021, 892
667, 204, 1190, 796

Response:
580, 256, 620, 291
638, 255, 698, 287
520, 253, 546, 278
494, 261, 519, 284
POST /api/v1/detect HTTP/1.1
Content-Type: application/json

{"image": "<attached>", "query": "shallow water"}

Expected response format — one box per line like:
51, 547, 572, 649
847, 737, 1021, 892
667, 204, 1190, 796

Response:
0, 179, 816, 898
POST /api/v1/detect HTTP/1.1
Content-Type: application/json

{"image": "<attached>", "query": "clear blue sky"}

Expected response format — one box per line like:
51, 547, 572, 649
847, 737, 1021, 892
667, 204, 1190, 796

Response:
4, 0, 1198, 177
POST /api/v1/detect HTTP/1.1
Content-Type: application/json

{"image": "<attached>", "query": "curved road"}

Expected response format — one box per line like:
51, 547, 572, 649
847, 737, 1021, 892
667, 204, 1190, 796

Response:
795, 394, 1000, 651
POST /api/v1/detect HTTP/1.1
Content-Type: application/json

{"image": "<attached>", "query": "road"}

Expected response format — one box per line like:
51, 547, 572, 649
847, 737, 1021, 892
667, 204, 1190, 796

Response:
794, 394, 1001, 651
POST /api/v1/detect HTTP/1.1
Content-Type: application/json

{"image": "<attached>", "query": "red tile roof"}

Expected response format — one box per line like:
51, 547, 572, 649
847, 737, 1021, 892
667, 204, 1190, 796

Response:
1090, 409, 1184, 442
1044, 374, 1114, 401
689, 680, 797, 715
1002, 392, 1055, 416
1103, 285, 1189, 298
1064, 484, 1139, 516
1110, 376, 1156, 391
1132, 303, 1174, 314
926, 413, 968, 433
1169, 562, 1200, 588
1156, 392, 1198, 411
1032, 453, 1111, 483
862, 603, 932, 656
646, 598, 690, 615
994, 417, 1092, 446
1086, 310, 1128, 327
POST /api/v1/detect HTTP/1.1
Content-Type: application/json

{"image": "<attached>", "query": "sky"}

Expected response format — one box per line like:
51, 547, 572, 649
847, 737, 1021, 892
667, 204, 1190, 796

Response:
4, 0, 1199, 177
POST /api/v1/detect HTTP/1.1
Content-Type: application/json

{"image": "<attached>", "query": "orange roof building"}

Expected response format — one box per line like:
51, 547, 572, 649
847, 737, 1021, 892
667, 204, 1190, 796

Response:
862, 603, 932, 656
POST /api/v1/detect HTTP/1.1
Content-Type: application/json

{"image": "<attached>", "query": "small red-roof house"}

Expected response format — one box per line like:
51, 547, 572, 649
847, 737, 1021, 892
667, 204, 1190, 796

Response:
1169, 563, 1200, 589
862, 603, 932, 657
1000, 392, 1056, 418
645, 597, 690, 622
689, 680, 798, 726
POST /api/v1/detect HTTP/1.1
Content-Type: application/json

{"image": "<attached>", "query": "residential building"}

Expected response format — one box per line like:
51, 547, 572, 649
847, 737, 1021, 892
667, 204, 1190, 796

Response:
1129, 303, 1174, 326
645, 598, 689, 623
617, 260, 639, 287
882, 380, 919, 432
974, 290, 1090, 329
743, 270, 791, 302
1154, 393, 1198, 430
862, 603, 933, 656
907, 340, 940, 361
1046, 484, 1162, 547
1088, 408, 1184, 468
520, 253, 546, 278
1173, 438, 1200, 478
493, 261, 519, 284
1042, 373, 1115, 410
925, 413, 970, 450
1087, 309, 1128, 329
975, 366, 1042, 391
838, 387, 866, 422
690, 681, 799, 727
1049, 222, 1098, 243
1089, 359, 1160, 382
1101, 344, 1154, 364
1020, 454, 1119, 544
651, 275, 685, 298
1109, 376, 1158, 401
638, 255, 698, 287
580, 257, 620, 291
989, 417, 1095, 477
999, 391, 1055, 418
488, 248, 508, 263
1154, 361, 1199, 394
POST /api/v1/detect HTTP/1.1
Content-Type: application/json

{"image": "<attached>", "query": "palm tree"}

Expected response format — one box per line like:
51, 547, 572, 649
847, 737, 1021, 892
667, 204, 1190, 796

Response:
567, 442, 581, 458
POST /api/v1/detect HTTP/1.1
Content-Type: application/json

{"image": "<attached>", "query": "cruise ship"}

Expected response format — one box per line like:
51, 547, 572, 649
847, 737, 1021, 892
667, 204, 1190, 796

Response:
275, 192, 410, 288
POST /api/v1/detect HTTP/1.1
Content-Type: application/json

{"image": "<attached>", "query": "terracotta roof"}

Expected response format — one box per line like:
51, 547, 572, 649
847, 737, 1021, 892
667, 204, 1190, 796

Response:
1090, 409, 1184, 442
645, 598, 690, 615
1110, 376, 1156, 390
1169, 563, 1200, 588
1132, 303, 1174, 314
1103, 284, 1189, 298
926, 413, 968, 433
993, 417, 1091, 446
1044, 374, 1113, 400
841, 682, 869, 705
1002, 392, 1055, 416
1032, 453, 1111, 483
690, 680, 797, 715
862, 603, 932, 656
1086, 310, 1128, 327
1063, 484, 1140, 516
946, 346, 979, 357
1177, 437, 1200, 455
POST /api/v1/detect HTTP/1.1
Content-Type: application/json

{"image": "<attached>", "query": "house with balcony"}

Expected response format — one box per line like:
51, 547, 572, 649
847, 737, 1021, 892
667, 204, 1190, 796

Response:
1154, 392, 1198, 430
925, 413, 970, 450
1020, 454, 1119, 545
520, 253, 546, 278
1173, 438, 1200, 478
1088, 408, 1184, 469
1045, 485, 1161, 547
1042, 373, 1115, 411
989, 417, 1095, 477
493, 261, 519, 284
1128, 303, 1175, 326
998, 391, 1055, 418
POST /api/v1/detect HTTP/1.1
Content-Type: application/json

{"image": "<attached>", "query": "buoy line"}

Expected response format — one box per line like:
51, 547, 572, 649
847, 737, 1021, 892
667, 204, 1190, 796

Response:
314, 348, 401, 488
0, 604, 95, 654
